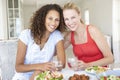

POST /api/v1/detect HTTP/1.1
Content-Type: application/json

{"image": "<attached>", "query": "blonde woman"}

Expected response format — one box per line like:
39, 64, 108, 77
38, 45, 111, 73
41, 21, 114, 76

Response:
63, 2, 114, 70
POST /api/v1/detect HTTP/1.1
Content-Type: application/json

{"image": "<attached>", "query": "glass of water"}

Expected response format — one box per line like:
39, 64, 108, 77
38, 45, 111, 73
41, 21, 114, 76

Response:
67, 57, 78, 71
52, 57, 63, 71
109, 63, 120, 70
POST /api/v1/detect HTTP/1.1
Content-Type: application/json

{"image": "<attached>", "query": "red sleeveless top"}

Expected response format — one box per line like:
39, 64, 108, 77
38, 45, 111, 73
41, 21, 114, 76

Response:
71, 26, 104, 63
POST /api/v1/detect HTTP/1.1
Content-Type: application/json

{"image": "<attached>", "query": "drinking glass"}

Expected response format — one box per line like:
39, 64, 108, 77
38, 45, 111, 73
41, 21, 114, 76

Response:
67, 57, 78, 71
109, 63, 120, 70
52, 57, 63, 71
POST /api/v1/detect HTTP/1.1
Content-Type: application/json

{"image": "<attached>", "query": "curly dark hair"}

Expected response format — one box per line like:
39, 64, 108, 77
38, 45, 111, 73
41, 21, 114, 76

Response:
30, 4, 66, 44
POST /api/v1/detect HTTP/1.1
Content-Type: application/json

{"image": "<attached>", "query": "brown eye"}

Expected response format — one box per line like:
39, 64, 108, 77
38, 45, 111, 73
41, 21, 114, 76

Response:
55, 19, 60, 22
48, 17, 53, 20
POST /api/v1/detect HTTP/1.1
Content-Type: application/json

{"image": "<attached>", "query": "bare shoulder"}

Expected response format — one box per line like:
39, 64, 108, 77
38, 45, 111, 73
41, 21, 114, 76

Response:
88, 25, 100, 33
88, 25, 104, 39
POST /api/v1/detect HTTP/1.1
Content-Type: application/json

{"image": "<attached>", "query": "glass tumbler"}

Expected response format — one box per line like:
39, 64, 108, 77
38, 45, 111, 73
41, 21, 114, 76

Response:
109, 63, 120, 70
67, 57, 78, 71
52, 57, 63, 71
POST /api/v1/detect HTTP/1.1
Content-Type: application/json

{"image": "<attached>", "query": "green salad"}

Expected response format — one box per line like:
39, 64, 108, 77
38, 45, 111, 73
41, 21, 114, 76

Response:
85, 66, 107, 74
100, 75, 120, 80
35, 71, 63, 80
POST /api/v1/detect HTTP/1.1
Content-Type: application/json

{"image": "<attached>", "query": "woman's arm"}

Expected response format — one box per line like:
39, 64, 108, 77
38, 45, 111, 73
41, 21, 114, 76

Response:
15, 40, 54, 72
88, 25, 114, 66
77, 25, 114, 70
56, 40, 66, 68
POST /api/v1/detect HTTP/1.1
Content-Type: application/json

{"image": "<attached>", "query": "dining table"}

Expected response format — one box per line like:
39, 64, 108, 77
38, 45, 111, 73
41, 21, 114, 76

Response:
34, 63, 120, 80
34, 67, 120, 80
60, 67, 120, 80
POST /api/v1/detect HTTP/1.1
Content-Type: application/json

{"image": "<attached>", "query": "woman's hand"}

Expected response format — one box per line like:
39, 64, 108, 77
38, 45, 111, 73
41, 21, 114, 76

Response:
77, 60, 89, 70
38, 62, 55, 71
30, 62, 56, 80
30, 70, 42, 80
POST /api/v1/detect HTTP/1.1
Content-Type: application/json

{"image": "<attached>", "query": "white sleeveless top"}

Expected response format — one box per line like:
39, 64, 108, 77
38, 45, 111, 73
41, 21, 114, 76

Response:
12, 29, 63, 80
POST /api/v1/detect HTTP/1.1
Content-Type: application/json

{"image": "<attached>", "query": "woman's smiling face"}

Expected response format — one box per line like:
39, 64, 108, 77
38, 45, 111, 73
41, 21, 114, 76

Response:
45, 10, 60, 32
63, 9, 81, 31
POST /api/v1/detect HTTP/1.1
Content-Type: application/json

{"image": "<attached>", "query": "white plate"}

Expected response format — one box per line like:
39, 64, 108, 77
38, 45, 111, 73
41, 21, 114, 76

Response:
99, 70, 120, 76
85, 69, 97, 75
85, 66, 107, 75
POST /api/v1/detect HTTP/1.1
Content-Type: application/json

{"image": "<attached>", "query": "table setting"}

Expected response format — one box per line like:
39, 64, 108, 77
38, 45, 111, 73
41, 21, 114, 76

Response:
34, 66, 120, 80
34, 57, 96, 80
61, 63, 120, 80
34, 57, 120, 80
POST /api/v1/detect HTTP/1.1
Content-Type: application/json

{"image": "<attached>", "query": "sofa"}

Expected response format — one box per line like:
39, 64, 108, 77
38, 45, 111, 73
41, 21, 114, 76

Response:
0, 40, 17, 80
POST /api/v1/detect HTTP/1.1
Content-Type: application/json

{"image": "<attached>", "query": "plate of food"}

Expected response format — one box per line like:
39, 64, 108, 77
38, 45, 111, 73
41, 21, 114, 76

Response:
69, 74, 90, 80
34, 71, 63, 80
85, 66, 108, 75
61, 69, 98, 80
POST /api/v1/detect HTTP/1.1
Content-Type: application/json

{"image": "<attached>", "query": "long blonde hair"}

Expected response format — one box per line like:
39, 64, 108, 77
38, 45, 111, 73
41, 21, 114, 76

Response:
63, 2, 84, 24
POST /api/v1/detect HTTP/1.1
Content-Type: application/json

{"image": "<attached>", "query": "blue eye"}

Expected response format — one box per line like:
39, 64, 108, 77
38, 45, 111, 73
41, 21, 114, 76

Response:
71, 16, 75, 19
64, 18, 68, 21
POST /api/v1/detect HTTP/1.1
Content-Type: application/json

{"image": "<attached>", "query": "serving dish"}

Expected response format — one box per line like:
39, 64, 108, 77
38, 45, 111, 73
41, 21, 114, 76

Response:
100, 75, 120, 80
34, 71, 63, 80
85, 66, 107, 75
61, 68, 98, 80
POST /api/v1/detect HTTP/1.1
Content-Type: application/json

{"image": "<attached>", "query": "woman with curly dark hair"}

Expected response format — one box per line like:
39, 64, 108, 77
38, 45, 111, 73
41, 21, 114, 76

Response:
12, 4, 66, 80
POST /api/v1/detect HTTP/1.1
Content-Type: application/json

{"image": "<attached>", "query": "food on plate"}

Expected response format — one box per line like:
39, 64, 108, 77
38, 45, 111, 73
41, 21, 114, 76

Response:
35, 71, 63, 80
69, 74, 89, 80
85, 66, 107, 74
100, 75, 120, 80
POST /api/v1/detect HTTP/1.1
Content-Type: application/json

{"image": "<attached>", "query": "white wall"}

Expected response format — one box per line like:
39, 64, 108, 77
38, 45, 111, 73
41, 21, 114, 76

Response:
80, 0, 112, 36
112, 0, 120, 63
119, 0, 120, 40
0, 0, 8, 40
23, 5, 36, 29
0, 0, 3, 39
